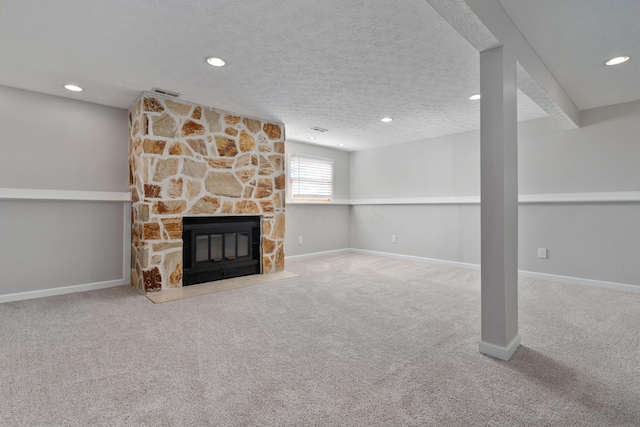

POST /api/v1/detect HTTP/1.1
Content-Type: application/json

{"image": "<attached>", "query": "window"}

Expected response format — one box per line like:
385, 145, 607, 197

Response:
288, 154, 333, 202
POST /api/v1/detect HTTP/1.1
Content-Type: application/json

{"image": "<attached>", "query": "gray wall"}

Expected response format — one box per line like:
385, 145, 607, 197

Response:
0, 86, 129, 297
516, 102, 640, 284
349, 127, 483, 266
519, 203, 639, 285
351, 204, 481, 265
0, 201, 125, 294
286, 204, 351, 257
350, 100, 640, 286
0, 85, 129, 191
1, 84, 637, 296
351, 130, 480, 199
518, 102, 640, 194
284, 140, 351, 256
351, 101, 640, 198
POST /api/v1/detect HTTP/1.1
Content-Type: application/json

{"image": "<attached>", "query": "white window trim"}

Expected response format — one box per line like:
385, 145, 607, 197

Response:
287, 153, 334, 203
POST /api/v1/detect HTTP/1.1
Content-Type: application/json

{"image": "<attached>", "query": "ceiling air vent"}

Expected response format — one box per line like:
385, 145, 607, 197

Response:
311, 127, 328, 132
151, 88, 181, 98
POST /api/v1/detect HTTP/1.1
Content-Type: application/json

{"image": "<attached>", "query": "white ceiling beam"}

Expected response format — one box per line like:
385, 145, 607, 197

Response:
426, 0, 580, 128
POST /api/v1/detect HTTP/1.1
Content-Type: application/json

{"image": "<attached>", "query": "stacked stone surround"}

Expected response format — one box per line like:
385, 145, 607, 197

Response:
128, 94, 285, 293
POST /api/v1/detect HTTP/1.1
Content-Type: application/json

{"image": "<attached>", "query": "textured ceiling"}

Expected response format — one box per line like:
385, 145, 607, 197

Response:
1, 1, 636, 151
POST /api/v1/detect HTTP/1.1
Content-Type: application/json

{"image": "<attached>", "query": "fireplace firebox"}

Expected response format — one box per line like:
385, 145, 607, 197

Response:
182, 216, 261, 286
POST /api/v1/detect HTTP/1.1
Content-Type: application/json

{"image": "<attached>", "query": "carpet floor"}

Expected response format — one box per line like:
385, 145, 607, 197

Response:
1, 253, 639, 426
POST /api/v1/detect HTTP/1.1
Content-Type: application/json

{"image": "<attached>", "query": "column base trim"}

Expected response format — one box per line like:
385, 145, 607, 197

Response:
479, 334, 521, 361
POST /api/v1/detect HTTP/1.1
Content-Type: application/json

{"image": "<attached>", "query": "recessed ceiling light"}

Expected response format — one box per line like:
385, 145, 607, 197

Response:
206, 57, 226, 67
469, 94, 481, 100
64, 84, 83, 92
381, 117, 393, 122
605, 56, 630, 66
337, 143, 345, 146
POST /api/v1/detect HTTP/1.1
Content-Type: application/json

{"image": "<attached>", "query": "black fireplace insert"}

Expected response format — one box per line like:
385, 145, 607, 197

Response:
182, 216, 261, 286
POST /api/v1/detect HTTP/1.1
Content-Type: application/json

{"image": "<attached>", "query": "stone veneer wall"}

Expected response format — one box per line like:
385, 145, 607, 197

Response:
128, 94, 286, 293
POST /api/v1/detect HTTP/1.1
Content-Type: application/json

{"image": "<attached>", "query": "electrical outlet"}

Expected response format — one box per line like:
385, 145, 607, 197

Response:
298, 236, 303, 245
538, 248, 547, 259
391, 235, 397, 244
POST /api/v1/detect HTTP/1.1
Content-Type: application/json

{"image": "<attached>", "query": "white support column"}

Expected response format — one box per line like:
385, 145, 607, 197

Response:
479, 45, 520, 361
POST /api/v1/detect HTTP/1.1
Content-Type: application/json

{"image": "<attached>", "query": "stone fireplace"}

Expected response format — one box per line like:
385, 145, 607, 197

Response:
128, 93, 285, 293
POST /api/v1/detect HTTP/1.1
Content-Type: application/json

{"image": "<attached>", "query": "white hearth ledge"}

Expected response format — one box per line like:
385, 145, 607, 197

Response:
0, 188, 131, 202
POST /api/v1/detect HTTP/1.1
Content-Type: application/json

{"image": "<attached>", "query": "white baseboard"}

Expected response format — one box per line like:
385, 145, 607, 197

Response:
479, 335, 521, 361
518, 270, 640, 294
287, 248, 639, 293
0, 279, 129, 304
349, 248, 481, 270
286, 248, 353, 260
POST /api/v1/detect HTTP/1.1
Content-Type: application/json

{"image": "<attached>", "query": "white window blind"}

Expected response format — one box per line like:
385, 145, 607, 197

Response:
289, 154, 333, 201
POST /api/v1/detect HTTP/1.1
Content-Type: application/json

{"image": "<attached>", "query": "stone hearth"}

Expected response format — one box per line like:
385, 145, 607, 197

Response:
128, 94, 285, 293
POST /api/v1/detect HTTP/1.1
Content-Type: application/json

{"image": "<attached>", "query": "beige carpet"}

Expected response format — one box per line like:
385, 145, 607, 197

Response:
1, 253, 639, 426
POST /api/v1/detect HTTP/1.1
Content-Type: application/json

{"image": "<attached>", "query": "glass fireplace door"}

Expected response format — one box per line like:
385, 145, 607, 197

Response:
182, 216, 261, 286
193, 231, 252, 264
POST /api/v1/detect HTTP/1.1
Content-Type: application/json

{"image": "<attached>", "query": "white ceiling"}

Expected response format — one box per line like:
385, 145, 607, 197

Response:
0, 0, 637, 151
500, 0, 640, 111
